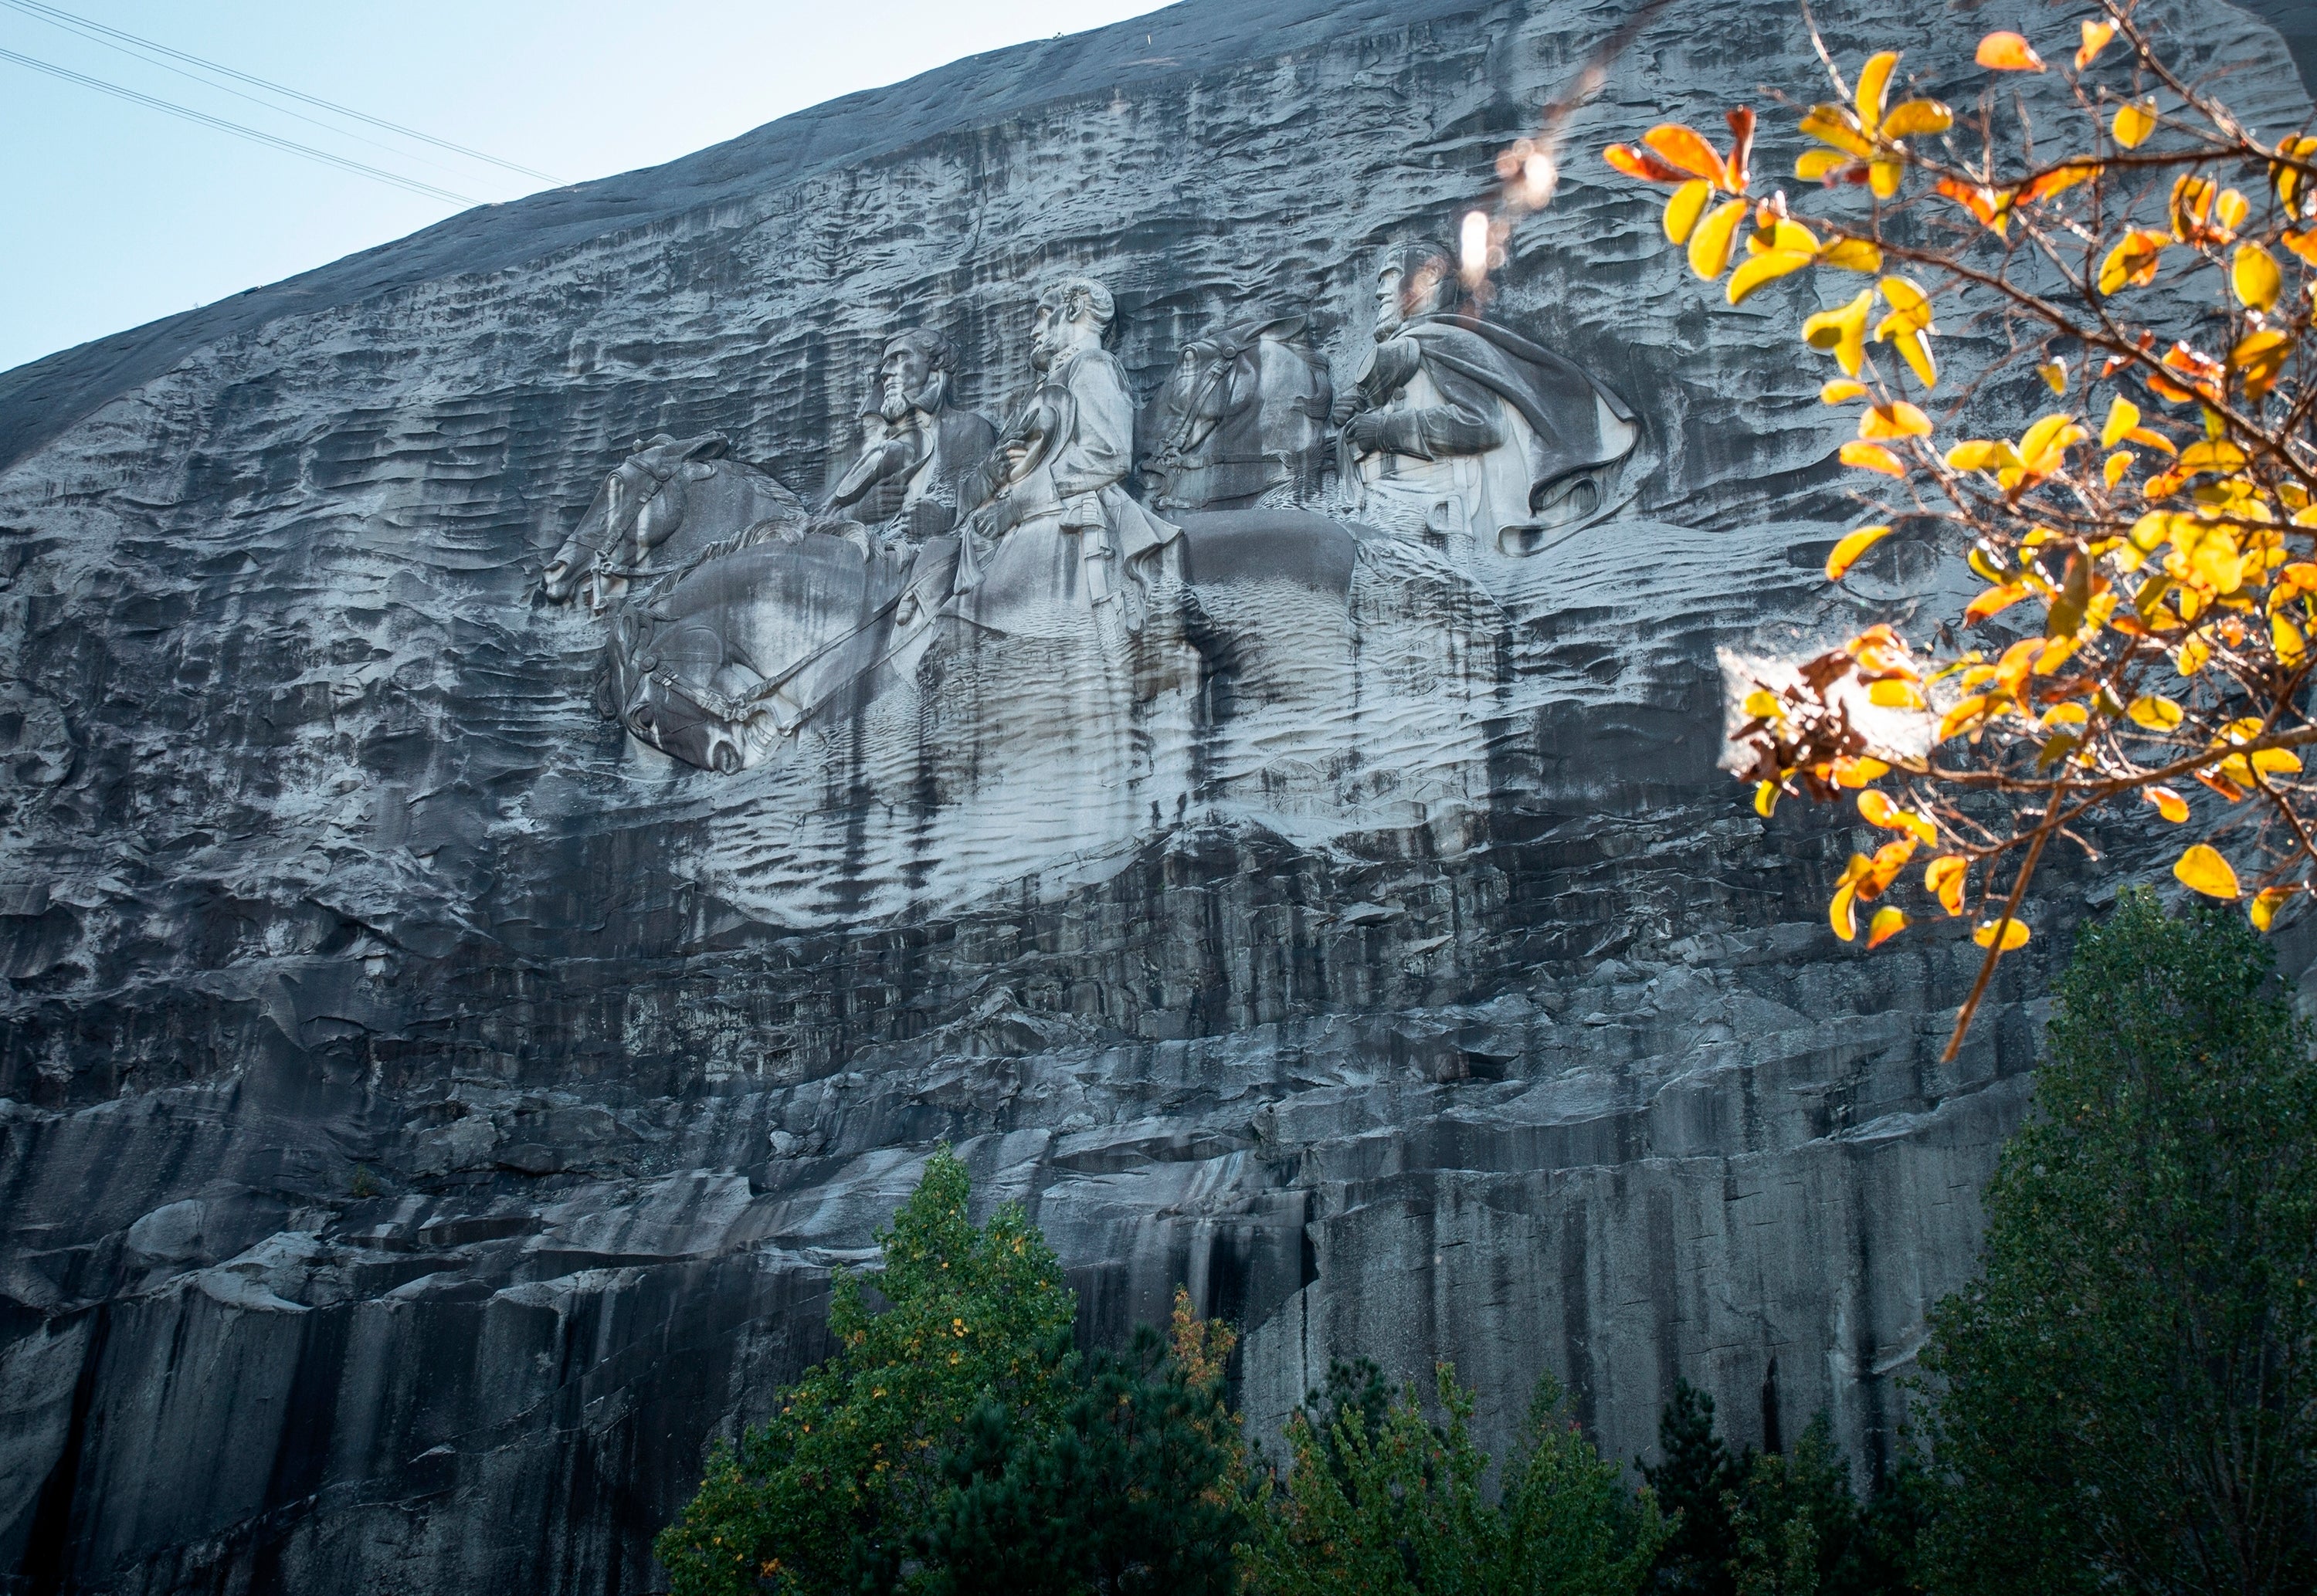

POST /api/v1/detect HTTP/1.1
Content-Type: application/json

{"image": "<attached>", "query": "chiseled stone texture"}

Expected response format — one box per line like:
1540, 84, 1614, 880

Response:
1, 0, 2312, 1591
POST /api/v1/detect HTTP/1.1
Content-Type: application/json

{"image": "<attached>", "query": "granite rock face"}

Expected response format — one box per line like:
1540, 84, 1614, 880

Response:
2, 1, 2312, 1591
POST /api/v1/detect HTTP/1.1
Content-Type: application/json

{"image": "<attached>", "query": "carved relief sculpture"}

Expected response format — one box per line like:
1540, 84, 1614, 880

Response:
813, 329, 999, 545
1141, 315, 1332, 512
541, 245, 1647, 775
946, 277, 1179, 642
1334, 241, 1640, 558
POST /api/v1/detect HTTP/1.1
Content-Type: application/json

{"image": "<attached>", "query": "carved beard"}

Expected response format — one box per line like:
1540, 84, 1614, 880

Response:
878, 370, 946, 424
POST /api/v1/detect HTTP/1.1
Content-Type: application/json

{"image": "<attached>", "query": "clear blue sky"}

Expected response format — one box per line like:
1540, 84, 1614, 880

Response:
0, 0, 1175, 374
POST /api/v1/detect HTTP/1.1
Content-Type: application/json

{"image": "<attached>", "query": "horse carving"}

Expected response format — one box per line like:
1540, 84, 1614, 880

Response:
1139, 316, 1332, 513
540, 432, 806, 612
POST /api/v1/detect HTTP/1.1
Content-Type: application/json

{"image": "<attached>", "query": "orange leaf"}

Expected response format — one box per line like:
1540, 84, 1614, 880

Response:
1867, 905, 1909, 948
1976, 31, 2046, 71
1936, 177, 2015, 235
1644, 123, 1732, 184
1605, 144, 1688, 184
2146, 785, 2190, 823
1963, 584, 2030, 624
2020, 161, 2100, 204
1925, 854, 1968, 916
2075, 18, 2115, 69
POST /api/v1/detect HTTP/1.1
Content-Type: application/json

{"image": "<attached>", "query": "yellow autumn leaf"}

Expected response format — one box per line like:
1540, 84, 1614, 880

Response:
1945, 439, 2020, 473
2277, 612, 2309, 666
2113, 99, 2158, 149
1826, 524, 1894, 580
1742, 688, 1783, 717
2105, 450, 2134, 487
1817, 237, 1884, 272
1803, 291, 1874, 375
1840, 441, 1907, 476
2233, 242, 2283, 310
1688, 198, 1749, 279
1963, 584, 2030, 624
1881, 99, 1953, 139
1857, 51, 1901, 132
1797, 148, 1853, 181
2174, 842, 2241, 899
1663, 179, 1714, 243
1973, 917, 2030, 950
2251, 885, 2293, 931
1866, 905, 1909, 948
1888, 328, 1937, 387
1830, 873, 1864, 940
1860, 402, 1932, 440
2098, 229, 2168, 294
2101, 395, 2140, 449
2127, 693, 2184, 730
1800, 103, 1874, 158
1728, 249, 1817, 304
2253, 747, 2303, 774
1868, 679, 1926, 709
2037, 357, 2068, 395
1821, 378, 1868, 403
2146, 784, 2190, 822
2218, 188, 2251, 232
2178, 633, 2212, 675
2233, 327, 2292, 400
1755, 779, 1780, 818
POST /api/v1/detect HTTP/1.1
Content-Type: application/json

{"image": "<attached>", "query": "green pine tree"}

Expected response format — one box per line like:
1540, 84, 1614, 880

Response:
1640, 1379, 1745, 1596
1918, 891, 2317, 1595
916, 1323, 1245, 1595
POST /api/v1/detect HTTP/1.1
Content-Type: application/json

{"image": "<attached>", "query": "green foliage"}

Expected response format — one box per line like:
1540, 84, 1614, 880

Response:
1726, 1416, 1860, 1596
917, 1325, 1245, 1595
1640, 1379, 1745, 1596
1919, 890, 2317, 1595
655, 1148, 1077, 1595
1245, 1364, 1666, 1595
1643, 1388, 1923, 1596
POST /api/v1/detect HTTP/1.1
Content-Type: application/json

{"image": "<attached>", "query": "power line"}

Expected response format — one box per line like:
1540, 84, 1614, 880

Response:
1, 0, 565, 186
0, 46, 484, 206
2, 0, 504, 187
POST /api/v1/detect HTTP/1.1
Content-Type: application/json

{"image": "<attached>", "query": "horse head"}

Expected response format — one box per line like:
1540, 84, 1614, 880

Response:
1142, 317, 1331, 512
541, 432, 734, 610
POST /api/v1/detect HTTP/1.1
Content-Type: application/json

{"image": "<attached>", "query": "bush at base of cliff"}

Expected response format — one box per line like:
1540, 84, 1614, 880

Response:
655, 1148, 1077, 1595
1243, 1362, 1667, 1595
1918, 891, 2317, 1594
